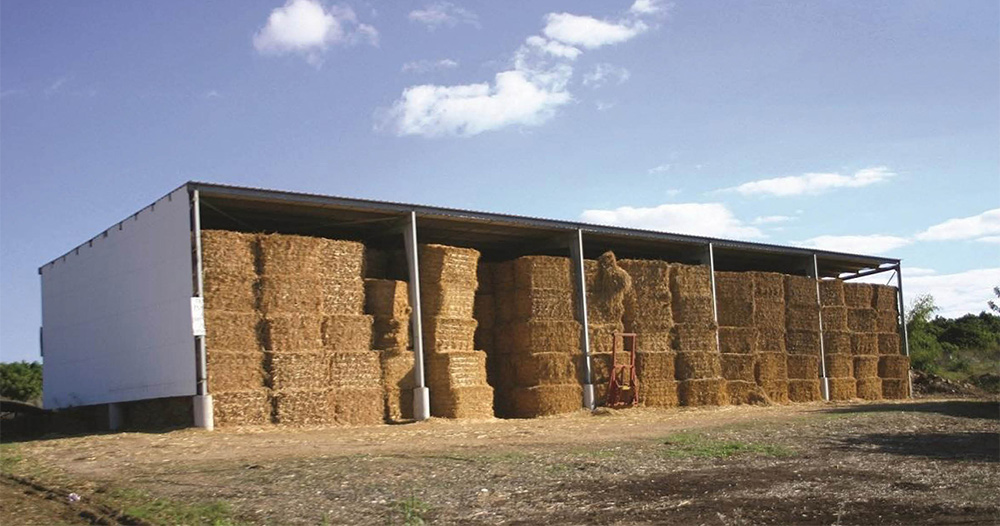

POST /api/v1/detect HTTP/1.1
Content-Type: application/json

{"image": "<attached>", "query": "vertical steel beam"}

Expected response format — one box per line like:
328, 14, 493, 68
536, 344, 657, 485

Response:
570, 229, 594, 409
706, 243, 721, 352
403, 211, 431, 420
895, 264, 913, 398
812, 255, 830, 401
190, 189, 214, 430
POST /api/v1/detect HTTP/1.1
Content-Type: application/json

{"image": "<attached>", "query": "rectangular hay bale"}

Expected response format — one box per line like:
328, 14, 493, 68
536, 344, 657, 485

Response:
878, 355, 910, 379
507, 320, 581, 354
672, 296, 716, 325
823, 330, 852, 355
785, 329, 821, 355
512, 352, 577, 386
851, 333, 878, 356
675, 351, 722, 380
824, 353, 854, 378
635, 351, 676, 383
828, 377, 857, 401
786, 304, 821, 331
207, 351, 264, 392
819, 279, 845, 306
513, 256, 573, 291
752, 272, 785, 299
203, 275, 257, 312
201, 230, 257, 280
785, 275, 817, 306
677, 378, 727, 406
821, 306, 849, 331
427, 351, 489, 388
670, 264, 713, 297
329, 350, 382, 389
261, 314, 322, 352
726, 380, 767, 405
847, 308, 878, 333
205, 311, 261, 351
420, 282, 476, 318
633, 329, 673, 353
876, 310, 899, 333
719, 327, 756, 354
212, 389, 271, 427
672, 323, 719, 352
786, 354, 820, 380
877, 333, 901, 356
510, 384, 581, 417
372, 316, 409, 351
422, 317, 477, 353
872, 285, 899, 312
258, 276, 365, 316
753, 299, 786, 329
844, 283, 874, 308
640, 380, 679, 407
720, 353, 756, 382
327, 386, 384, 425
755, 327, 786, 354
755, 352, 788, 383
273, 388, 331, 426
759, 380, 789, 404
419, 244, 480, 285
268, 351, 328, 390
589, 323, 624, 354
881, 378, 909, 399
787, 379, 821, 403
364, 279, 410, 318
853, 355, 879, 379
431, 384, 494, 419
514, 287, 576, 321
258, 234, 364, 280
321, 314, 374, 351
856, 377, 882, 400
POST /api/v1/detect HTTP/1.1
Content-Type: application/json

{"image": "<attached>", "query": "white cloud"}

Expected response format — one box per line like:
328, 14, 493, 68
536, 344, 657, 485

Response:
752, 215, 793, 225
524, 36, 582, 60
204, 90, 222, 99
580, 203, 764, 239
914, 208, 1000, 242
543, 12, 647, 49
904, 267, 938, 277
977, 236, 1000, 244
630, 0, 667, 15
401, 58, 459, 73
796, 234, 912, 254
253, 0, 377, 66
44, 76, 69, 96
904, 268, 1000, 318
595, 100, 617, 111
728, 166, 895, 197
408, 2, 479, 30
582, 63, 630, 88
648, 164, 671, 174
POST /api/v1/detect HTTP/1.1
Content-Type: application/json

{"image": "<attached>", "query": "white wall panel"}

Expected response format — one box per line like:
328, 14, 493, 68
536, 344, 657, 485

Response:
41, 187, 197, 408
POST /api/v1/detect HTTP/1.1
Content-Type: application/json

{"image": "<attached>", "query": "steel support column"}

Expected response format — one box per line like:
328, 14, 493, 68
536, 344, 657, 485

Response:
190, 189, 214, 430
570, 229, 594, 409
404, 211, 431, 420
706, 243, 721, 352
812, 255, 830, 401
895, 264, 913, 398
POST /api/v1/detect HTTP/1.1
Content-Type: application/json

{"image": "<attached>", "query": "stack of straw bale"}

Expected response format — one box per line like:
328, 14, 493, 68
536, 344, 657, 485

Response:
492, 256, 583, 417
365, 279, 414, 421
872, 284, 909, 399
844, 283, 883, 400
784, 275, 822, 402
819, 279, 856, 401
671, 264, 726, 406
749, 272, 789, 403
620, 259, 678, 407
714, 272, 768, 405
419, 244, 493, 418
259, 233, 381, 426
201, 230, 271, 426
583, 253, 632, 405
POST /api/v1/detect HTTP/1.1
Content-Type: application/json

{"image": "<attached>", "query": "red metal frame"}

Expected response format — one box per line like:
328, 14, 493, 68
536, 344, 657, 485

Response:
606, 332, 639, 408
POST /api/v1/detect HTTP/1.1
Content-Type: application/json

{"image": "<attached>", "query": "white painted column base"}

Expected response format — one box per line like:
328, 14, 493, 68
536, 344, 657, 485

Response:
193, 395, 214, 431
582, 384, 595, 410
108, 402, 124, 431
413, 387, 430, 421
820, 378, 830, 401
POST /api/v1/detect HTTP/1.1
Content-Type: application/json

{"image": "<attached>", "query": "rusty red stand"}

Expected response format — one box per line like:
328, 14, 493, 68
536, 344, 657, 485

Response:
606, 332, 639, 408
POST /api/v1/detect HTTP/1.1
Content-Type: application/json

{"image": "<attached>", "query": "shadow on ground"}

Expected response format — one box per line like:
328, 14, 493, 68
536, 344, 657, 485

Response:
822, 400, 999, 420
834, 431, 1000, 462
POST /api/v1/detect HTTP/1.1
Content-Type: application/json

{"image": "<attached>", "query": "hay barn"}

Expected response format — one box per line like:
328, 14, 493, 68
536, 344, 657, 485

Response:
39, 183, 912, 430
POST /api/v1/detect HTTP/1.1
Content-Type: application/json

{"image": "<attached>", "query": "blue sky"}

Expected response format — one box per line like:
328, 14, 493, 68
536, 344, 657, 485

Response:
1, 0, 998, 362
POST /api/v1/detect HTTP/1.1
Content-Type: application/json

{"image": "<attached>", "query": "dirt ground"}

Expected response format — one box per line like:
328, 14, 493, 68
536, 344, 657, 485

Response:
2, 397, 998, 525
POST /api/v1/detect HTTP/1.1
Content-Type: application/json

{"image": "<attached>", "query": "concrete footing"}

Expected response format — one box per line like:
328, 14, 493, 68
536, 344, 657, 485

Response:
583, 384, 595, 410
820, 378, 831, 401
108, 402, 123, 431
413, 387, 430, 421
193, 394, 214, 431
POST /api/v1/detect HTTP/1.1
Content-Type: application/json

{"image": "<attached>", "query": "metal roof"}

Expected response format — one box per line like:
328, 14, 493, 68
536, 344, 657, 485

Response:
42, 181, 901, 278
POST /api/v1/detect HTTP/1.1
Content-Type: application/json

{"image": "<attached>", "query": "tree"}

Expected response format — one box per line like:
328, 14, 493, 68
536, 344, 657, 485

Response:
906, 294, 945, 374
989, 286, 1000, 314
0, 361, 43, 402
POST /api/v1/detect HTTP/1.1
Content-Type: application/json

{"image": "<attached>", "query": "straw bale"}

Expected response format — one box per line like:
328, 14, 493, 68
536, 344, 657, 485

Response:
787, 379, 821, 402
825, 354, 854, 378
420, 282, 476, 318
384, 387, 414, 422
372, 316, 408, 351
260, 314, 322, 352
474, 327, 494, 353
878, 333, 901, 356
675, 351, 722, 380
477, 262, 495, 294
678, 378, 727, 406
726, 380, 768, 405
855, 378, 882, 400
672, 323, 719, 352
620, 259, 673, 327
717, 300, 754, 328
759, 380, 789, 404
419, 244, 480, 285
427, 351, 488, 388
363, 248, 388, 279
514, 256, 573, 291
876, 310, 899, 333
258, 234, 364, 280
508, 384, 581, 417
422, 317, 477, 353
671, 264, 713, 297
672, 296, 715, 325
634, 329, 673, 353
258, 276, 365, 316
201, 230, 257, 280
720, 353, 756, 382
495, 286, 515, 324
640, 381, 679, 407
329, 350, 382, 389
588, 352, 614, 385
755, 352, 788, 383
384, 250, 409, 281
212, 390, 271, 427
273, 388, 331, 426
823, 330, 852, 355
514, 287, 576, 320
328, 386, 384, 425
364, 279, 410, 318
819, 279, 845, 306
586, 252, 631, 324
268, 351, 327, 390
753, 299, 786, 329
853, 356, 879, 379
205, 311, 261, 351
207, 351, 264, 392
589, 323, 625, 354
786, 304, 820, 331
493, 261, 514, 290
755, 327, 786, 354
380, 350, 414, 391
474, 294, 495, 329
844, 283, 874, 308
488, 354, 514, 389
850, 333, 877, 356
635, 351, 676, 382
715, 272, 755, 327
786, 330, 821, 355
512, 352, 577, 386
786, 354, 820, 379
719, 327, 756, 354
878, 355, 910, 379
872, 285, 899, 312
828, 378, 857, 401
430, 385, 494, 419
752, 272, 785, 299
320, 314, 374, 351
881, 378, 908, 399
847, 308, 877, 333
785, 275, 818, 306
821, 306, 849, 331
203, 276, 257, 312
122, 397, 194, 430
